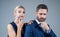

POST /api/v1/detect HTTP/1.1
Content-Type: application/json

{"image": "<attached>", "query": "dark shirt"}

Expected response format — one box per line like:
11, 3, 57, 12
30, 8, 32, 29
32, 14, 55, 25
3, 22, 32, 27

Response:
8, 21, 27, 37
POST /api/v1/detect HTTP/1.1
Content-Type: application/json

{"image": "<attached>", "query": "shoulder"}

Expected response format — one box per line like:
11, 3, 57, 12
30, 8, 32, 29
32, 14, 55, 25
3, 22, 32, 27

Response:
25, 20, 36, 29
7, 24, 12, 29
7, 21, 14, 29
26, 20, 36, 27
26, 22, 35, 30
7, 23, 13, 31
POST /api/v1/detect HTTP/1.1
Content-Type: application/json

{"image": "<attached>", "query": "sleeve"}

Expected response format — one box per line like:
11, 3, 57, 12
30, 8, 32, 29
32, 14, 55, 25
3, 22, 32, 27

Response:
46, 24, 57, 37
48, 29, 57, 37
24, 25, 33, 37
45, 25, 51, 33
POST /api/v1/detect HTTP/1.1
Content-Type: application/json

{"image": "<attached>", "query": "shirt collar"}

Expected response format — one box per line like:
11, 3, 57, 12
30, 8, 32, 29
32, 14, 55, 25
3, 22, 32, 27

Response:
35, 19, 40, 24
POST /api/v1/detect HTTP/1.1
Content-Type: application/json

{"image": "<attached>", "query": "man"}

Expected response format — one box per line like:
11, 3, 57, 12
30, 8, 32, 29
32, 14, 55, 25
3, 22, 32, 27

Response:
24, 4, 57, 37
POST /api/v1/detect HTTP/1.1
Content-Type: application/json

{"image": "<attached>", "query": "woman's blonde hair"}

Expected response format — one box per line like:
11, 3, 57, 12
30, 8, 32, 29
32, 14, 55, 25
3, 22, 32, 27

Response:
14, 5, 25, 12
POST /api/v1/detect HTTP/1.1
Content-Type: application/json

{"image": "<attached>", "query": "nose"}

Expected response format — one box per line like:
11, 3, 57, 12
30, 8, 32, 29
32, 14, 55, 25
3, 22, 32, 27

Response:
21, 12, 25, 16
41, 15, 44, 18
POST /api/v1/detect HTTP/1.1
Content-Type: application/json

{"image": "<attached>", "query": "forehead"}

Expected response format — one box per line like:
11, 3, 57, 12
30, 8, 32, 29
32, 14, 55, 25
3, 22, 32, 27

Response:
16, 8, 24, 11
38, 9, 47, 13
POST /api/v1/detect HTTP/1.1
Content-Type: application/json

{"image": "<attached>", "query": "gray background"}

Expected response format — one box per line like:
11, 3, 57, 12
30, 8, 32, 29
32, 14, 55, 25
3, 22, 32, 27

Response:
0, 0, 60, 37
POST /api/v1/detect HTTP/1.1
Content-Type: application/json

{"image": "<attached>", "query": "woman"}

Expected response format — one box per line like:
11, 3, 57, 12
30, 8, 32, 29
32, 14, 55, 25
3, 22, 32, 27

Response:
7, 5, 27, 37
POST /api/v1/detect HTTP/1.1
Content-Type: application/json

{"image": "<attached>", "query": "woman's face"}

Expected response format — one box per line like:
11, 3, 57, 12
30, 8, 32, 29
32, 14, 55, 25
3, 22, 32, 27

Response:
14, 8, 25, 20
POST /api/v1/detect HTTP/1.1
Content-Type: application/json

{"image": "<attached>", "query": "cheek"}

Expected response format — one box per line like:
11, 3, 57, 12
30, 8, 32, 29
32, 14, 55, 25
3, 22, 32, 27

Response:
43, 15, 47, 18
38, 14, 41, 17
37, 14, 41, 18
23, 14, 25, 17
17, 13, 20, 16
15, 13, 20, 17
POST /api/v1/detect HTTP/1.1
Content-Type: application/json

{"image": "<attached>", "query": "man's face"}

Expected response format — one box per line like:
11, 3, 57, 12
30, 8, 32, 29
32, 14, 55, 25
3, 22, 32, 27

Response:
36, 9, 47, 22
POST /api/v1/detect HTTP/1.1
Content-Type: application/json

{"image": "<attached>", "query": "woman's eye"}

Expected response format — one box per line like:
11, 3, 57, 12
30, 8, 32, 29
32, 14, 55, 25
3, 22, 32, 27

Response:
18, 11, 25, 14
18, 11, 21, 13
23, 11, 25, 14
40, 13, 42, 15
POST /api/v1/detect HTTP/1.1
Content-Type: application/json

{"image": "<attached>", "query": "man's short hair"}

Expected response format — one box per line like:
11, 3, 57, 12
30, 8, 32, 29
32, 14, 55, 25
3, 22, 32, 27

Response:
36, 4, 48, 12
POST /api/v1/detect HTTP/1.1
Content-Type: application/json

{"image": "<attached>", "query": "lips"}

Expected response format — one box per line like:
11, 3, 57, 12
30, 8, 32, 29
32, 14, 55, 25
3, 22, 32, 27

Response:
20, 16, 24, 17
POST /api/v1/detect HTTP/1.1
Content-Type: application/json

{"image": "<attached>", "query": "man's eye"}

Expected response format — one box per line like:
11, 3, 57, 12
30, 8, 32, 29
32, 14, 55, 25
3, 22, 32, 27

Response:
44, 14, 46, 15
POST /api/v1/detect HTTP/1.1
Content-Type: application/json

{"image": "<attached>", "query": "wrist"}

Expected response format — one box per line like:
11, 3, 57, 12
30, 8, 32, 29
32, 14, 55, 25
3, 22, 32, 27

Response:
45, 27, 51, 33
18, 27, 22, 31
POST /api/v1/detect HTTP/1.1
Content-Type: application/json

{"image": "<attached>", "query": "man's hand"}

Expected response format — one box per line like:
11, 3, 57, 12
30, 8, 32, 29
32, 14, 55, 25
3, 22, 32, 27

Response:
40, 22, 50, 31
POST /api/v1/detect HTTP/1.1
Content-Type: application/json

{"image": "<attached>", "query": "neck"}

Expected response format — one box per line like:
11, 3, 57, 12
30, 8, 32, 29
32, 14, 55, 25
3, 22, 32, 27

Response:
14, 18, 19, 24
14, 18, 23, 24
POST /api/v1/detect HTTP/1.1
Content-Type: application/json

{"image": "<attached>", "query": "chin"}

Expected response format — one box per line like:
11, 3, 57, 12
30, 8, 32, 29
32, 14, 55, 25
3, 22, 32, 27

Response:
21, 18, 24, 20
20, 17, 24, 19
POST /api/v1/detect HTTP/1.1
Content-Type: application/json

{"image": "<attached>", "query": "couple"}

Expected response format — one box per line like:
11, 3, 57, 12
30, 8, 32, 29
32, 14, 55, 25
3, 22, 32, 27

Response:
7, 4, 57, 37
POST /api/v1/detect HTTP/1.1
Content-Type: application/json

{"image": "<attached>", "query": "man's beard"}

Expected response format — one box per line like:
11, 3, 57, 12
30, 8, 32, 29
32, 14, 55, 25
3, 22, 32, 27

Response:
37, 17, 46, 22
